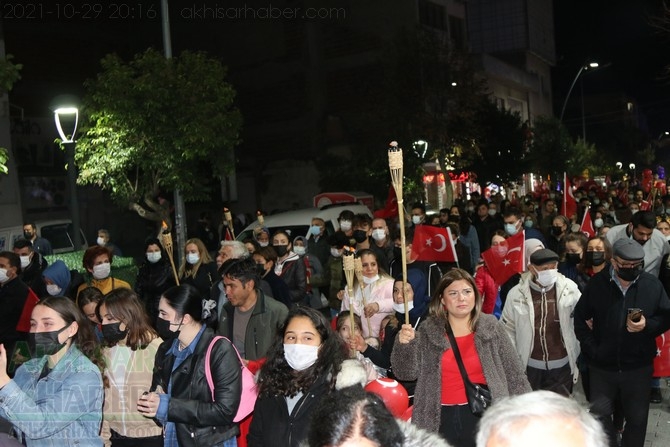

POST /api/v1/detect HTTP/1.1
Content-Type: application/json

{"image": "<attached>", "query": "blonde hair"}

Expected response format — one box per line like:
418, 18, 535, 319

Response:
179, 238, 213, 279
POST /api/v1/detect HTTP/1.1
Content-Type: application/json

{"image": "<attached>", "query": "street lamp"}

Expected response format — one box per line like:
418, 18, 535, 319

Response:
413, 140, 429, 158
629, 163, 636, 182
559, 62, 607, 141
53, 97, 82, 251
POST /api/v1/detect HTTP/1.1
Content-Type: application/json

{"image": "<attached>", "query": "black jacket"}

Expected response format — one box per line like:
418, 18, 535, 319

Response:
151, 328, 242, 446
247, 373, 331, 447
575, 268, 670, 371
135, 259, 177, 324
181, 262, 218, 299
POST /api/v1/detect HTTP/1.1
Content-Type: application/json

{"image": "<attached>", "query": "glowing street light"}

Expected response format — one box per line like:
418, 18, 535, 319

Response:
52, 96, 82, 250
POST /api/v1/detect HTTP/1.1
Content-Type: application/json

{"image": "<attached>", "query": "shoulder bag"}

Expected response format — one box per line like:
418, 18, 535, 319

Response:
205, 335, 258, 422
445, 324, 492, 416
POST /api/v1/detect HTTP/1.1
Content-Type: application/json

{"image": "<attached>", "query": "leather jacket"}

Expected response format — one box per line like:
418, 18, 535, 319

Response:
151, 328, 242, 446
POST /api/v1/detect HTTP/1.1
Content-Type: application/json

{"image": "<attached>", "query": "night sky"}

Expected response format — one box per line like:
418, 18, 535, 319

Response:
3, 0, 670, 137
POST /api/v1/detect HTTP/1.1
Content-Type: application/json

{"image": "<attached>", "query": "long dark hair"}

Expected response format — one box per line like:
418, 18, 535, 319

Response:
97, 288, 158, 350
256, 307, 344, 398
161, 284, 216, 326
36, 296, 106, 377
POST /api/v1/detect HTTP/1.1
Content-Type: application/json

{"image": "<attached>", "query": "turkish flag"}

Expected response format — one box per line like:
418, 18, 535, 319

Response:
411, 225, 457, 263
639, 191, 653, 211
16, 288, 39, 333
562, 173, 577, 219
374, 185, 399, 219
481, 231, 525, 284
224, 227, 233, 241
580, 211, 596, 238
654, 330, 670, 376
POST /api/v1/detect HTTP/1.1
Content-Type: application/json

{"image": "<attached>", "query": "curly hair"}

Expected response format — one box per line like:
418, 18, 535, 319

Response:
82, 245, 113, 271
256, 307, 344, 398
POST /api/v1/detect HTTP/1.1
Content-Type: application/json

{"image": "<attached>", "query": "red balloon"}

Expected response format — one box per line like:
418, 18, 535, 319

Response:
364, 378, 409, 417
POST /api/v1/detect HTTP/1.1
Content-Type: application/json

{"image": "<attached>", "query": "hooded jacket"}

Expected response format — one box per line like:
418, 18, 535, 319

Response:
391, 314, 531, 433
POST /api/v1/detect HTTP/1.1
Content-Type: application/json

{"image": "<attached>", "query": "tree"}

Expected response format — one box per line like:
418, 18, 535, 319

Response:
0, 54, 22, 174
525, 116, 574, 178
76, 49, 242, 227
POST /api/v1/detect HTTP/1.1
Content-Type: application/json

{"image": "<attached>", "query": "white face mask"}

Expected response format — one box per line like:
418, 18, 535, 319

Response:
92, 262, 111, 280
535, 268, 558, 288
96, 237, 106, 246
186, 253, 200, 265
393, 301, 413, 313
594, 218, 604, 228
20, 255, 30, 269
146, 252, 162, 263
488, 209, 497, 216
340, 220, 352, 232
411, 215, 422, 225
504, 223, 519, 236
46, 284, 62, 296
258, 241, 269, 248
330, 248, 342, 258
0, 268, 9, 283
293, 246, 306, 256
363, 275, 379, 285
371, 229, 386, 242
284, 343, 319, 371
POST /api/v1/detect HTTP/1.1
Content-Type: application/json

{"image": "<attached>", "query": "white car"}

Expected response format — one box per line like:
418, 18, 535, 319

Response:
0, 219, 89, 254
236, 203, 373, 242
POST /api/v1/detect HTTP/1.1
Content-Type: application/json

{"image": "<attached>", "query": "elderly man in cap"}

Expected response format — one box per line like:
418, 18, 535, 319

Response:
501, 248, 581, 397
575, 238, 670, 447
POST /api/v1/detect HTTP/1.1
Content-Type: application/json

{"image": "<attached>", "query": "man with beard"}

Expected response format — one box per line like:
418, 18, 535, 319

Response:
606, 210, 669, 278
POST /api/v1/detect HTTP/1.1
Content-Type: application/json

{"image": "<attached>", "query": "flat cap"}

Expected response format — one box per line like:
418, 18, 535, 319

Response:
530, 248, 559, 266
613, 238, 645, 261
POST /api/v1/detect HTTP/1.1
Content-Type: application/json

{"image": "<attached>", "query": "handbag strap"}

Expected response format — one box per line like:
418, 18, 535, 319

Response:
205, 335, 245, 402
445, 324, 474, 389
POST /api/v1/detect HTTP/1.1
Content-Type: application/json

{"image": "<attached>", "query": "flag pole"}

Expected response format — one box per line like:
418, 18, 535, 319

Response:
388, 141, 409, 325
343, 253, 357, 357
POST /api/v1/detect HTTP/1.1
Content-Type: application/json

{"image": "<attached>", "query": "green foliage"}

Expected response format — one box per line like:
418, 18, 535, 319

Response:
0, 55, 22, 93
76, 49, 242, 219
0, 55, 22, 175
525, 116, 574, 178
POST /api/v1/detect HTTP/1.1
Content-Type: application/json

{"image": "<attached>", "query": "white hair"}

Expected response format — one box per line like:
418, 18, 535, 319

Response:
476, 391, 606, 447
220, 240, 249, 259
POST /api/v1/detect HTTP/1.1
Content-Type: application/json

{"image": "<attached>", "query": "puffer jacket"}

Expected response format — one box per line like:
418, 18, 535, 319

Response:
151, 328, 242, 446
500, 272, 581, 383
391, 314, 531, 433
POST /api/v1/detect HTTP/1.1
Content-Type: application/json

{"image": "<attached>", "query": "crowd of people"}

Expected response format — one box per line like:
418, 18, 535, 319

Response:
0, 179, 669, 447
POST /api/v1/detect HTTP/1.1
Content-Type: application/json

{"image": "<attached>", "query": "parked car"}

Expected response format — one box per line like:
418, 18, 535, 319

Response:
237, 203, 373, 241
0, 219, 88, 254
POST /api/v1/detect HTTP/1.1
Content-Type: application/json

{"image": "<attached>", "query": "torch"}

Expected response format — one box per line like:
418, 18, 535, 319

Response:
388, 141, 409, 325
256, 210, 264, 227
342, 252, 357, 357
224, 208, 236, 240
161, 221, 180, 285
354, 256, 372, 336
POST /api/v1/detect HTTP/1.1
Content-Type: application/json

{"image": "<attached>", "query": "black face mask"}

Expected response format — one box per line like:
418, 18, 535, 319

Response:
156, 317, 182, 341
565, 253, 581, 265
616, 264, 644, 282
23, 231, 33, 240
551, 226, 563, 236
28, 324, 71, 357
585, 251, 605, 266
274, 245, 288, 257
255, 263, 267, 277
101, 322, 128, 345
448, 215, 460, 223
352, 230, 368, 243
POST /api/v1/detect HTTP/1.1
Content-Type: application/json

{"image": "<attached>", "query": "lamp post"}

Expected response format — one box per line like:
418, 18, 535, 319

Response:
53, 100, 82, 251
629, 163, 636, 183
560, 62, 605, 141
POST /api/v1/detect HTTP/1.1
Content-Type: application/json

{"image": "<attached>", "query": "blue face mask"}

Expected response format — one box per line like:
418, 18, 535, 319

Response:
309, 225, 321, 236
504, 223, 519, 236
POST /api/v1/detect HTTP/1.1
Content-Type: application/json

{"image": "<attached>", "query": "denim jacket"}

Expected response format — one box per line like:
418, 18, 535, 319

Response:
0, 345, 103, 446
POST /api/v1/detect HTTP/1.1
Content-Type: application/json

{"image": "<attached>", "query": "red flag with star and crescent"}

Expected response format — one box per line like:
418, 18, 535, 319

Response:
562, 173, 577, 219
481, 231, 525, 284
580, 211, 596, 238
654, 330, 670, 376
411, 225, 457, 263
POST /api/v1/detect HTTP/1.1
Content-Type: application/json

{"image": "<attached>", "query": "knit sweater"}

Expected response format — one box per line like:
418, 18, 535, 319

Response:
391, 314, 531, 433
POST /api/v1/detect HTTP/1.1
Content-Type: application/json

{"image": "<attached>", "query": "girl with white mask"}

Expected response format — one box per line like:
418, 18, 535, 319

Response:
134, 238, 176, 326
340, 249, 394, 338
249, 307, 345, 447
